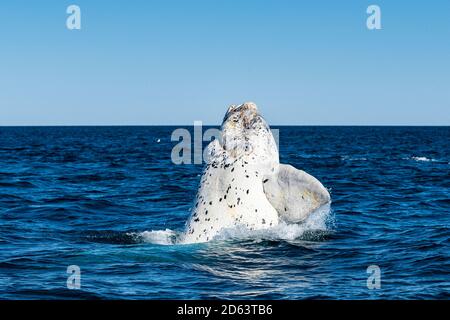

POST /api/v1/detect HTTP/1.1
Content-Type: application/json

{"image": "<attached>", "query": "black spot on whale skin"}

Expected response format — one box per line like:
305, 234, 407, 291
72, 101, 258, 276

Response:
263, 179, 269, 183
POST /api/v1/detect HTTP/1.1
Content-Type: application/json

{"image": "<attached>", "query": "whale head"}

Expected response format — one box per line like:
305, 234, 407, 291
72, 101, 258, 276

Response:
220, 102, 278, 162
222, 102, 261, 132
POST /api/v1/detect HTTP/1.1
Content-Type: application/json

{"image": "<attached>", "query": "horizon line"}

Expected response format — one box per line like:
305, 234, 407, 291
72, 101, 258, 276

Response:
0, 124, 449, 127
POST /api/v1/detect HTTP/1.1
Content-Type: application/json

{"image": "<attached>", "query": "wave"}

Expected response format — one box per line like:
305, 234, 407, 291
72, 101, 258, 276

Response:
341, 155, 446, 163
341, 155, 368, 161
407, 156, 437, 162
137, 229, 179, 245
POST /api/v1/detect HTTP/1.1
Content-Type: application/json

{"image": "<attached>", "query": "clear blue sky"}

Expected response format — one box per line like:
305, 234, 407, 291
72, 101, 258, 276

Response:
0, 0, 449, 125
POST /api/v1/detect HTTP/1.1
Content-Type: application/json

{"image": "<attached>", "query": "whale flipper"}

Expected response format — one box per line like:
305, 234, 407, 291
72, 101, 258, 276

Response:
263, 164, 330, 223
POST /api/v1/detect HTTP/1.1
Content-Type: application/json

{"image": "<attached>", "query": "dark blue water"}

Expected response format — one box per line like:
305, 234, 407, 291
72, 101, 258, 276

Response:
0, 126, 449, 299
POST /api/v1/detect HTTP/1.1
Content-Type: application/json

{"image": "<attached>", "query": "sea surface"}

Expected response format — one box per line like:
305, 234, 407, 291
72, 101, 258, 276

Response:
0, 126, 449, 299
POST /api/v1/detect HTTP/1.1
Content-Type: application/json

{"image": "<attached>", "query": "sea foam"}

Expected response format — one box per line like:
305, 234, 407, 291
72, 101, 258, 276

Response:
410, 156, 436, 162
139, 204, 333, 245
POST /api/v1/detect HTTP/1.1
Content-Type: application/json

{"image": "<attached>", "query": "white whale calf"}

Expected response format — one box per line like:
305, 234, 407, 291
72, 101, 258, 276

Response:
181, 102, 330, 244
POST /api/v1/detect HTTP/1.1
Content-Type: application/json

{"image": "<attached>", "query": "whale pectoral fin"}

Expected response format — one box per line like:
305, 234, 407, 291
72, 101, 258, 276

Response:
263, 164, 331, 223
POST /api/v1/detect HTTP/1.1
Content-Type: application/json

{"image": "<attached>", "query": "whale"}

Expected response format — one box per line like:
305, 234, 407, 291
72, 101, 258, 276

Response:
181, 102, 330, 244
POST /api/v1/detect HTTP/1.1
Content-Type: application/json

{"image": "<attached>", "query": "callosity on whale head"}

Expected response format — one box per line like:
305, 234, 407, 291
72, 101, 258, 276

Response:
220, 102, 279, 173
180, 102, 331, 244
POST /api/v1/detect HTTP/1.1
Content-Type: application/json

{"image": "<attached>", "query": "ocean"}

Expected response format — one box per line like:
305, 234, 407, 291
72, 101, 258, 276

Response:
0, 126, 449, 299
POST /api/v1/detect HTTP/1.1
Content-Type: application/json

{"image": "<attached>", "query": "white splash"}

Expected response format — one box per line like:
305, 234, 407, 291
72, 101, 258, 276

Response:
138, 229, 178, 245
209, 204, 333, 243
138, 204, 333, 246
409, 156, 436, 162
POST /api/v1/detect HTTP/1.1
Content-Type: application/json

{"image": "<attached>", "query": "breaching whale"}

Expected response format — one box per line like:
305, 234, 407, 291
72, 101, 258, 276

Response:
181, 102, 330, 244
